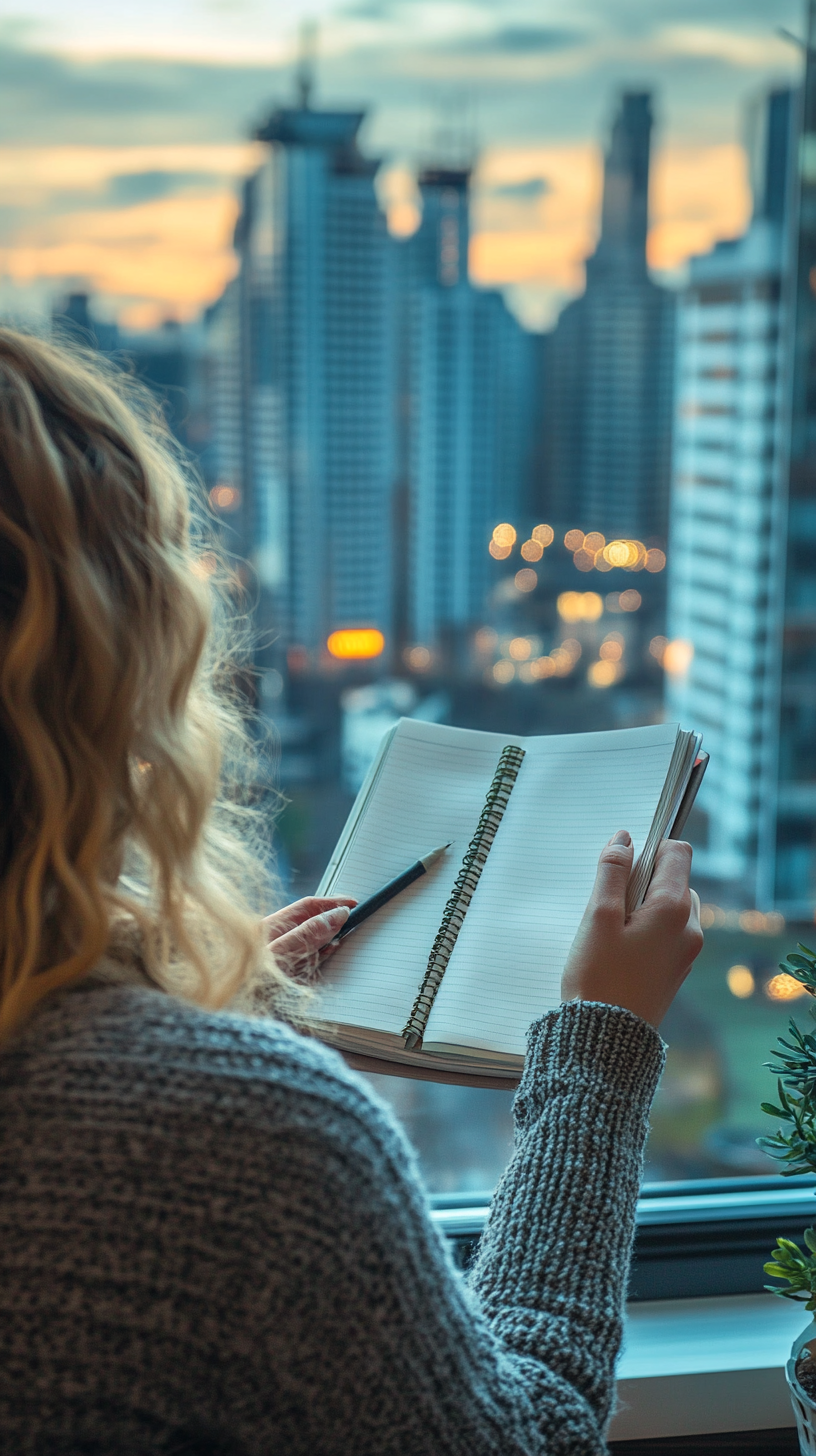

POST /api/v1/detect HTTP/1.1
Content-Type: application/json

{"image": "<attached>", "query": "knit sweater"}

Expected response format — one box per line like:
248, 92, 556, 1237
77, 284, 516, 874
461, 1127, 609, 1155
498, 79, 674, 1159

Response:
0, 981, 664, 1456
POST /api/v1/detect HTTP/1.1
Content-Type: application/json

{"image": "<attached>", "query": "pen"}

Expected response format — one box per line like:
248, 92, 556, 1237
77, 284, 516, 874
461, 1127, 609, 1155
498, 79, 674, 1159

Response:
333, 844, 451, 941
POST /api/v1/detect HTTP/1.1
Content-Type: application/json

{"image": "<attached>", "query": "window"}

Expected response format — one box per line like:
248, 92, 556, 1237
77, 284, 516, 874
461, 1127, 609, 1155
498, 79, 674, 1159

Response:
5, 2, 812, 1268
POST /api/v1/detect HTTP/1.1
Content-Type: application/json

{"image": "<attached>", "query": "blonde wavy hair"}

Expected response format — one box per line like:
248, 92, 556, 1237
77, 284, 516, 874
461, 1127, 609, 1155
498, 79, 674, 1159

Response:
0, 326, 292, 1039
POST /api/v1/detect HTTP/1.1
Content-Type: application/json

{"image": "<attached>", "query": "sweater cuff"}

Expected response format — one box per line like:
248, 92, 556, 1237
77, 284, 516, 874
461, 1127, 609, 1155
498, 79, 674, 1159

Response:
514, 1000, 665, 1134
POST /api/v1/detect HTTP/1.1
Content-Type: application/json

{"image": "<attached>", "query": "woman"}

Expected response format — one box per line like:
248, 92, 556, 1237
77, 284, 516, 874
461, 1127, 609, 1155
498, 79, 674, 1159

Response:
0, 328, 702, 1456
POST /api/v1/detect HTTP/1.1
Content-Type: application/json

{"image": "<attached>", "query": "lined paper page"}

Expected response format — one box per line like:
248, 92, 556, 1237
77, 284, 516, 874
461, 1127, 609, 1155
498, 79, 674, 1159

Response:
426, 723, 679, 1055
313, 718, 521, 1034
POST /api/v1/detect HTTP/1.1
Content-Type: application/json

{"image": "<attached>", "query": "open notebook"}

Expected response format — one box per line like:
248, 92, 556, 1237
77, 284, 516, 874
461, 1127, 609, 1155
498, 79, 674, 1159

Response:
312, 719, 703, 1087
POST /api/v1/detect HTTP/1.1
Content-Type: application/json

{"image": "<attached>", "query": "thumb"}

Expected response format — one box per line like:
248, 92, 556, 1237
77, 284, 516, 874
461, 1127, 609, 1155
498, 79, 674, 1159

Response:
272, 906, 351, 972
590, 831, 634, 916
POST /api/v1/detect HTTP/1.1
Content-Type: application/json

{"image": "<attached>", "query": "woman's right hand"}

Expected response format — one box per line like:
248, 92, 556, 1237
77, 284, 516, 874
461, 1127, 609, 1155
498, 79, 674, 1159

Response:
561, 830, 703, 1028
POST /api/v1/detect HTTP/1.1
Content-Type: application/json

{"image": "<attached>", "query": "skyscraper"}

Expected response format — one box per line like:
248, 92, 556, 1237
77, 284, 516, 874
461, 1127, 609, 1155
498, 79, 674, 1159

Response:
773, 9, 816, 917
210, 95, 397, 670
665, 91, 793, 906
542, 94, 674, 543
402, 169, 535, 657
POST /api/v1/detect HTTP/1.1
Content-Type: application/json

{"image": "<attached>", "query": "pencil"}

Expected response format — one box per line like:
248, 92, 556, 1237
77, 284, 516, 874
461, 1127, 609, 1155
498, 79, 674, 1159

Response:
333, 844, 451, 941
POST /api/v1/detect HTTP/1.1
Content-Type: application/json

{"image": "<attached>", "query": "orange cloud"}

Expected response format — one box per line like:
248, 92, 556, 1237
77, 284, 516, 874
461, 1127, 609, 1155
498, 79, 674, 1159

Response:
3, 191, 242, 318
647, 142, 751, 271
469, 139, 752, 292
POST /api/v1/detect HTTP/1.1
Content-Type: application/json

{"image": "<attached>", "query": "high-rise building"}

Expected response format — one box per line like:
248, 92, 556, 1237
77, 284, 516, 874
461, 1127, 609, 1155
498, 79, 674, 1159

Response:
773, 9, 816, 917
665, 91, 793, 906
211, 96, 397, 669
402, 169, 535, 657
542, 94, 675, 544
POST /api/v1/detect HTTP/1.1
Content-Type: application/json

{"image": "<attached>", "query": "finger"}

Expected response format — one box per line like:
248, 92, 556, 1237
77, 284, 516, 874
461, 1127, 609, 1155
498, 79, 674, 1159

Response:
590, 831, 634, 917
271, 906, 351, 968
688, 887, 701, 933
643, 840, 692, 907
264, 897, 357, 942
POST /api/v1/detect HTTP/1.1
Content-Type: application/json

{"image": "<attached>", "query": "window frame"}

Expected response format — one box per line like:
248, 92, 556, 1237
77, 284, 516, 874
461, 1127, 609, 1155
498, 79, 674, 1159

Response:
431, 1175, 816, 1299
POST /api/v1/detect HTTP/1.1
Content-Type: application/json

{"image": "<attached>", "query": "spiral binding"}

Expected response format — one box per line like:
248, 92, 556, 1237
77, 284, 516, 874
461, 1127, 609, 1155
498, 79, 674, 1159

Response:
402, 743, 526, 1051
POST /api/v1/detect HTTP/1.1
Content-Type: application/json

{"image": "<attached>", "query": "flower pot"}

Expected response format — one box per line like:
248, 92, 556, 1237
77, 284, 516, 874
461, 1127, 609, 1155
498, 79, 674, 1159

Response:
787, 1318, 816, 1452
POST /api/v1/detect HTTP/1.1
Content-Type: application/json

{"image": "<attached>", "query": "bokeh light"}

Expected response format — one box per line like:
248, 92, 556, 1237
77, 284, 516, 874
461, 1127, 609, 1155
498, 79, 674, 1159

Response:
583, 531, 606, 552
532, 524, 555, 547
209, 483, 241, 512
191, 552, 218, 579
327, 628, 385, 659
649, 635, 668, 662
509, 636, 532, 660
557, 590, 603, 622
489, 540, 512, 560
727, 965, 755, 999
515, 568, 538, 592
520, 538, 544, 561
663, 638, 694, 676
645, 548, 667, 572
573, 547, 595, 571
589, 659, 619, 687
765, 972, 808, 1002
564, 528, 585, 551
474, 627, 497, 654
405, 644, 432, 670
530, 656, 556, 679
492, 660, 515, 684
619, 589, 642, 612
492, 523, 517, 549
599, 638, 623, 661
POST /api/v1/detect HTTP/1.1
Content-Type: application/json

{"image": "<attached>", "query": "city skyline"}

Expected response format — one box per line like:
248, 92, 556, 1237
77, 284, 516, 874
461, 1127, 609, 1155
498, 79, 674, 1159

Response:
0, 0, 800, 330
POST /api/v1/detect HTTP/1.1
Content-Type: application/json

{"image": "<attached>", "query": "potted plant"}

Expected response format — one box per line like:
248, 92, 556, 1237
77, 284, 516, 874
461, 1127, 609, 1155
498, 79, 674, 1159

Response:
760, 942, 816, 1449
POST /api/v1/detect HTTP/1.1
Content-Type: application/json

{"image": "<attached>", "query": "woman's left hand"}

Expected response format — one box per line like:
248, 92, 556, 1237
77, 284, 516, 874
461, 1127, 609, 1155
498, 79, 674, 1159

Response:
263, 897, 357, 979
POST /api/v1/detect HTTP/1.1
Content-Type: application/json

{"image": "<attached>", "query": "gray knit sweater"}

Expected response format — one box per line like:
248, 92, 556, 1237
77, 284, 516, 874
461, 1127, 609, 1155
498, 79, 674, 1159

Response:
0, 981, 664, 1456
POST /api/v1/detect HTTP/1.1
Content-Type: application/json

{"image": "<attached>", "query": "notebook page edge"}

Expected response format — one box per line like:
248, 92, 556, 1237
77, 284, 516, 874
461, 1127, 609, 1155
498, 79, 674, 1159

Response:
316, 722, 399, 894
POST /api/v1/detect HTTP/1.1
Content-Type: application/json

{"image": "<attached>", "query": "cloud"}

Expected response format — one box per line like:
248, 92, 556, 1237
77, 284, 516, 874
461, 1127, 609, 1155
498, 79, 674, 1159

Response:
104, 169, 224, 206
483, 177, 550, 201
452, 27, 587, 56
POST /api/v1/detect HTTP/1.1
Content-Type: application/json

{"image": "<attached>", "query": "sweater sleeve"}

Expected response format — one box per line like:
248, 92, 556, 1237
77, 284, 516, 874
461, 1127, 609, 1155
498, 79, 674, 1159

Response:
222, 1000, 664, 1456
467, 1000, 666, 1452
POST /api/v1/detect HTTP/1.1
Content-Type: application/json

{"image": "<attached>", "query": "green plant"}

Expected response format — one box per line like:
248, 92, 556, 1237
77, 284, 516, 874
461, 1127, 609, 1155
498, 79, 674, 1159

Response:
760, 943, 816, 1309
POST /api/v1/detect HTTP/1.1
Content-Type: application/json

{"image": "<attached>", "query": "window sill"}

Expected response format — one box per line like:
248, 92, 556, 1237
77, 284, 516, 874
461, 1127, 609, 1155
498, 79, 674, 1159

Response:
612, 1292, 801, 1441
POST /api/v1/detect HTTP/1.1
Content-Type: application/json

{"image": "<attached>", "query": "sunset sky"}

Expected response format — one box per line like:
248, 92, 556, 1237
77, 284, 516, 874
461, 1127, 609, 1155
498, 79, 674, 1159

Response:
0, 0, 803, 330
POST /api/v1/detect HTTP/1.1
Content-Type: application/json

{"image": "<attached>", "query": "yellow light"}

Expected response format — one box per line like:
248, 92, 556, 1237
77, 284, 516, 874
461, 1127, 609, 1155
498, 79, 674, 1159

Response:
583, 531, 605, 551
589, 659, 619, 687
727, 965, 755, 999
573, 548, 595, 572
564, 528, 585, 551
492, 660, 515, 684
509, 636, 532, 661
474, 627, 497, 654
663, 638, 694, 676
557, 591, 582, 623
489, 540, 512, 560
515, 568, 538, 592
550, 647, 574, 676
191, 552, 218, 579
594, 554, 613, 573
518, 662, 536, 683
645, 548, 666, 573
582, 592, 603, 621
327, 628, 385, 660
561, 637, 582, 661
603, 539, 632, 568
557, 590, 603, 623
492, 523, 517, 548
619, 589, 642, 612
405, 644, 431, 670
532, 524, 554, 547
599, 639, 623, 662
209, 483, 241, 512
521, 539, 544, 561
765, 973, 807, 1002
530, 655, 556, 679
650, 635, 668, 662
